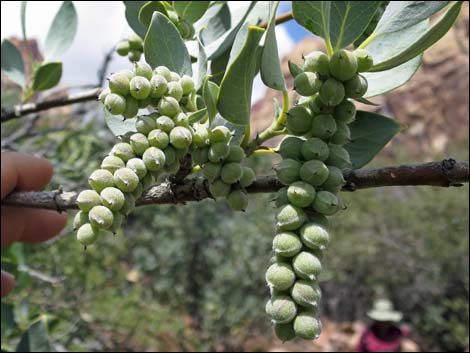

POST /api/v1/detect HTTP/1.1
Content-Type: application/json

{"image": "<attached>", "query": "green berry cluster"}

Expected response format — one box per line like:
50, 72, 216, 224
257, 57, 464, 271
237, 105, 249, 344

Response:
192, 125, 256, 211
266, 49, 372, 341
116, 33, 144, 62
75, 66, 198, 247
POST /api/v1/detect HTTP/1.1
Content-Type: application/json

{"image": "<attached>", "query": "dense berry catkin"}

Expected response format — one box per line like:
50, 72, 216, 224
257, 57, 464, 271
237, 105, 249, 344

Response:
75, 64, 199, 246
267, 49, 371, 341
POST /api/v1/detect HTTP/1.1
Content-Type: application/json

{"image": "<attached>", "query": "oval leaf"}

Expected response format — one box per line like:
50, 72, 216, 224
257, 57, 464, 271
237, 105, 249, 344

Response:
188, 108, 208, 124
363, 55, 422, 98
196, 2, 231, 46
261, 1, 286, 91
174, 1, 210, 23
144, 12, 192, 75
292, 1, 332, 49
124, 1, 148, 38
32, 62, 62, 91
330, 1, 382, 50
344, 110, 402, 169
105, 110, 137, 137
44, 1, 77, 59
138, 1, 168, 28
1, 39, 25, 86
217, 25, 265, 126
203, 79, 219, 124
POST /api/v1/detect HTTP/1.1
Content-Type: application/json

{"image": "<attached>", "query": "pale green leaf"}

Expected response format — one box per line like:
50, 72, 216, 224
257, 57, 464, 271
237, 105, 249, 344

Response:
105, 110, 137, 137
1, 39, 26, 86
44, 1, 77, 59
32, 62, 62, 91
292, 1, 332, 48
138, 1, 167, 28
124, 1, 148, 38
203, 79, 219, 124
173, 1, 210, 23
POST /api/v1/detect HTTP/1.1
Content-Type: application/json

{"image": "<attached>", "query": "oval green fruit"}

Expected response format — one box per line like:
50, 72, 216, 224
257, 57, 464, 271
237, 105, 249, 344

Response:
294, 72, 321, 97
239, 167, 256, 188
180, 75, 195, 95
192, 126, 211, 147
329, 49, 358, 82
311, 114, 337, 139
108, 71, 130, 95
299, 160, 329, 186
293, 251, 322, 280
210, 126, 232, 144
153, 66, 171, 81
353, 49, 373, 72
134, 62, 152, 80
293, 313, 322, 340
303, 51, 330, 76
221, 162, 243, 184
276, 204, 307, 231
158, 96, 181, 117
321, 166, 345, 193
326, 144, 351, 169
142, 147, 166, 172
128, 33, 143, 50
279, 136, 304, 160
129, 133, 150, 156
77, 223, 99, 246
301, 138, 329, 161
150, 74, 168, 98
275, 187, 289, 207
167, 81, 184, 101
286, 105, 313, 135
334, 99, 356, 123
287, 181, 316, 208
319, 78, 345, 106
113, 168, 140, 192
136, 115, 157, 135
275, 159, 301, 185
129, 76, 151, 100
127, 50, 142, 62
155, 115, 175, 133
227, 189, 248, 211
208, 142, 230, 162
148, 129, 169, 149
110, 142, 135, 162
116, 40, 130, 56
169, 126, 193, 149
265, 295, 297, 324
192, 147, 209, 166
209, 179, 231, 199
121, 96, 139, 119
312, 191, 340, 215
126, 158, 148, 180
300, 223, 330, 250
266, 262, 296, 291
344, 74, 368, 98
73, 210, 89, 231
226, 145, 245, 163
272, 232, 302, 257
202, 162, 221, 182
291, 280, 322, 307
330, 122, 351, 145
76, 190, 102, 212
104, 93, 126, 115
100, 187, 125, 211
89, 205, 114, 229
274, 323, 296, 342
88, 169, 114, 192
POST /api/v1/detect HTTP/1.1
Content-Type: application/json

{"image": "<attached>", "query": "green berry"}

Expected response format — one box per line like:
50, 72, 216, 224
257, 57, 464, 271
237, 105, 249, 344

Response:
287, 181, 316, 208
311, 114, 337, 139
293, 251, 322, 280
239, 167, 256, 188
293, 313, 322, 340
279, 136, 304, 160
76, 223, 99, 246
300, 223, 330, 250
209, 179, 231, 199
192, 147, 209, 166
291, 280, 322, 308
226, 145, 245, 163
73, 211, 89, 231
208, 142, 230, 163
266, 262, 296, 291
303, 51, 330, 76
210, 126, 231, 144
312, 191, 340, 215
134, 62, 152, 80
286, 105, 313, 135
353, 49, 373, 72
330, 122, 351, 145
169, 126, 193, 149
98, 87, 110, 103
89, 205, 114, 229
334, 99, 356, 123
319, 78, 345, 106
274, 323, 296, 342
265, 295, 297, 324
121, 96, 139, 119
155, 115, 175, 133
167, 81, 183, 101
329, 49, 358, 81
192, 126, 211, 147
142, 147, 166, 172
148, 129, 169, 149
129, 133, 149, 156
120, 69, 135, 81
128, 50, 142, 62
275, 187, 289, 208
110, 142, 135, 162
221, 163, 243, 184
108, 71, 130, 95
100, 187, 125, 211
344, 74, 368, 98
88, 169, 114, 192
227, 189, 248, 211
294, 72, 321, 96
150, 74, 168, 98
136, 115, 157, 135
301, 138, 329, 161
321, 166, 345, 193
273, 232, 302, 257
173, 112, 189, 127
300, 160, 329, 186
158, 96, 181, 117
275, 159, 301, 185
116, 41, 130, 56
276, 204, 307, 231
126, 158, 147, 180
130, 76, 151, 100
326, 144, 351, 169
203, 162, 221, 182
310, 94, 333, 114
113, 167, 140, 192
128, 33, 143, 50
169, 72, 181, 82
180, 75, 195, 95
77, 190, 102, 212
153, 66, 171, 80
104, 93, 126, 115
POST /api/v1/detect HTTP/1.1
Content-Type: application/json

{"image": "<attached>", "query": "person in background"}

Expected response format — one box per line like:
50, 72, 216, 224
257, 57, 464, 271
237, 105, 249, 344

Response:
356, 299, 419, 352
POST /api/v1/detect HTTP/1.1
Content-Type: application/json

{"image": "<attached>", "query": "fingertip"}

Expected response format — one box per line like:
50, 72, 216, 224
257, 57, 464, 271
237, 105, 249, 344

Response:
1, 270, 15, 297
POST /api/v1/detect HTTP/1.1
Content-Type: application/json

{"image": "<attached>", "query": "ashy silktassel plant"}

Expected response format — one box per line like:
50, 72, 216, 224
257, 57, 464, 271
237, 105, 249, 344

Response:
1, 0, 468, 344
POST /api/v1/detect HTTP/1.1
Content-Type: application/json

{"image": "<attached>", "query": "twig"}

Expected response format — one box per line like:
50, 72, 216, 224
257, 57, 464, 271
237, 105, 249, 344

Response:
259, 11, 294, 28
2, 160, 468, 211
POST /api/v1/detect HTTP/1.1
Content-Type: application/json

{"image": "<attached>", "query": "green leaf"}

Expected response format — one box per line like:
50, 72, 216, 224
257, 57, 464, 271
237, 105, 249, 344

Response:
188, 108, 208, 124
138, 1, 168, 28
196, 35, 208, 91
15, 317, 52, 352
44, 1, 77, 59
209, 47, 231, 85
260, 1, 286, 91
32, 62, 62, 91
1, 302, 16, 335
144, 12, 192, 75
288, 60, 303, 77
329, 1, 382, 50
1, 39, 26, 87
217, 25, 265, 125
292, 1, 332, 49
363, 55, 422, 98
124, 1, 148, 38
196, 2, 231, 46
345, 110, 401, 169
367, 1, 462, 72
173, 1, 210, 23
21, 2, 27, 44
104, 111, 137, 137
374, 1, 449, 35
203, 79, 219, 124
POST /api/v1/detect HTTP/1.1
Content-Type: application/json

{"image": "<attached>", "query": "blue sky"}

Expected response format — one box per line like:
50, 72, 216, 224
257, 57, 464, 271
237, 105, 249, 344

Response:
1, 1, 312, 102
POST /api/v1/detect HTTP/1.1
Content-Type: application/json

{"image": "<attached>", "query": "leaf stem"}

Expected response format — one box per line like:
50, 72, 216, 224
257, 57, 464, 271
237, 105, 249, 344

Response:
241, 124, 251, 147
